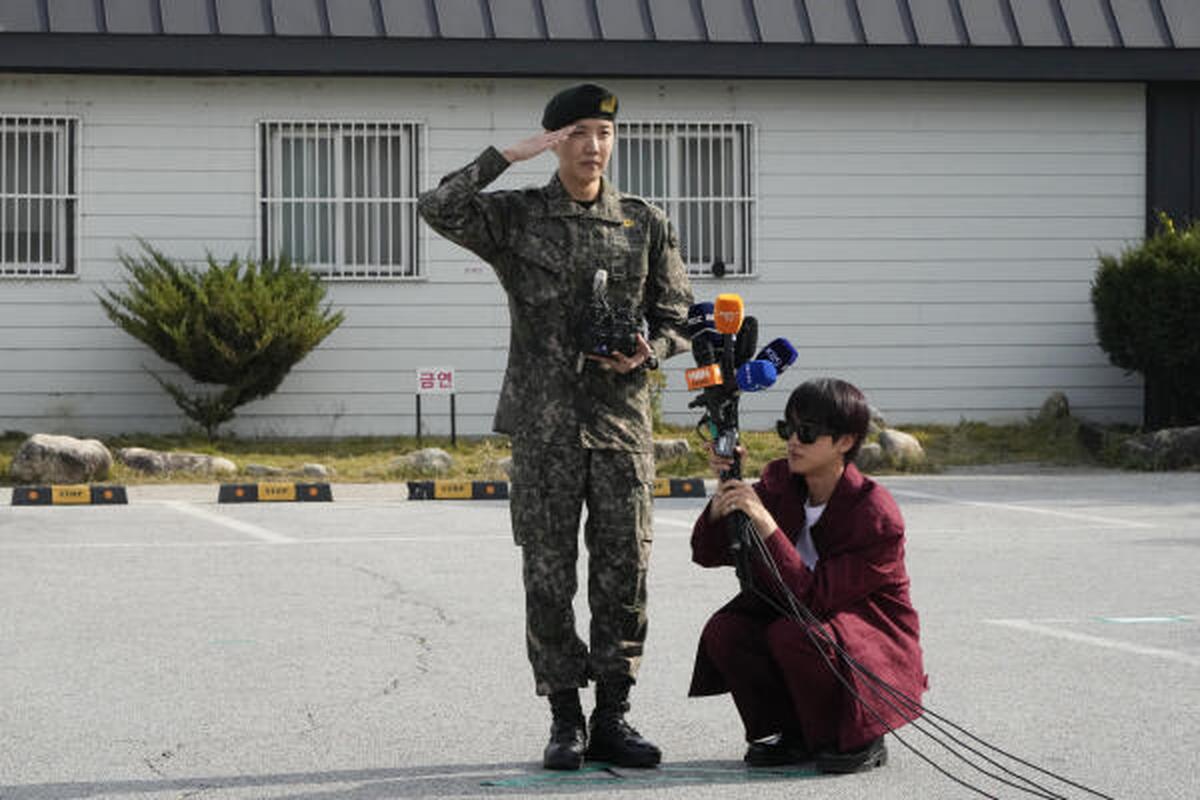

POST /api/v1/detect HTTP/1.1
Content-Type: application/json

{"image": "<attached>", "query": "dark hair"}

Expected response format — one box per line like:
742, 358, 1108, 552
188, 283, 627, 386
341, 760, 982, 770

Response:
784, 378, 870, 463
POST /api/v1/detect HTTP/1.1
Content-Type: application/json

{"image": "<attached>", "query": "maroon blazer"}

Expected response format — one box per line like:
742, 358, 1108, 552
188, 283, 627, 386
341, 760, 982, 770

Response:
689, 459, 927, 746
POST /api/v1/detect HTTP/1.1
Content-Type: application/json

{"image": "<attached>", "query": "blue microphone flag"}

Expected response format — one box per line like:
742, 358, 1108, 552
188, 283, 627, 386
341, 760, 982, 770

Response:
735, 360, 778, 392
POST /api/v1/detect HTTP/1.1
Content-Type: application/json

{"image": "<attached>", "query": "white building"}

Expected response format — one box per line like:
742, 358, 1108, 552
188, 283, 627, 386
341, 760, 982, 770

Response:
3, 0, 1198, 437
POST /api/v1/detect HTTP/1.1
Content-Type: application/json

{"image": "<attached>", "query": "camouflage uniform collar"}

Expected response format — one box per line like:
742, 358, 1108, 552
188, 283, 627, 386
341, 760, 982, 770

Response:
546, 173, 625, 223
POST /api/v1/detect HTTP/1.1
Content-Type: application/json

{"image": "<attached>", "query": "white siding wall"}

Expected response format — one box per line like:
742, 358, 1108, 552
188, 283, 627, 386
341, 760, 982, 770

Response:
0, 75, 1144, 436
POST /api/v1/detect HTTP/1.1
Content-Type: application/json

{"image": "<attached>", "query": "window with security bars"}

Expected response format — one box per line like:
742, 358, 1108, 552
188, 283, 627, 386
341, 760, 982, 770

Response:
259, 121, 423, 279
611, 121, 756, 277
1, 116, 78, 277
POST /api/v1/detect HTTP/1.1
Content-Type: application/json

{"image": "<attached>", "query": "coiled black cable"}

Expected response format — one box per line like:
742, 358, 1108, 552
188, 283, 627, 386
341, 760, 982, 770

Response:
727, 518, 1117, 800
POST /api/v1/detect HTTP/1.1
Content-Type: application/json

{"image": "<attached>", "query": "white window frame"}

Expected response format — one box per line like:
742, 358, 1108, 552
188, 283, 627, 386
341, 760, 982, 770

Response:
611, 121, 757, 277
257, 120, 426, 280
0, 115, 79, 278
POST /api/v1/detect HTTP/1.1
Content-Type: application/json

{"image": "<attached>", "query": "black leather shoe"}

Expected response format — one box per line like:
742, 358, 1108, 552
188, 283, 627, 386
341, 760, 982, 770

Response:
543, 718, 587, 771
743, 734, 812, 767
816, 736, 888, 774
585, 714, 662, 768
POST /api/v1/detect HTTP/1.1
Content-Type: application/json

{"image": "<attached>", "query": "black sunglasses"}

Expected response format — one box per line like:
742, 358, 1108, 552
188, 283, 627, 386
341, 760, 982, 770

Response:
776, 419, 831, 444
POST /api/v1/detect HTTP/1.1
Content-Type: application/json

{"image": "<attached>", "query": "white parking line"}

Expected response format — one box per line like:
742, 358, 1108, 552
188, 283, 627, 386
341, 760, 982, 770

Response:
986, 619, 1200, 667
653, 515, 697, 529
163, 500, 296, 543
0, 535, 512, 550
889, 488, 1155, 529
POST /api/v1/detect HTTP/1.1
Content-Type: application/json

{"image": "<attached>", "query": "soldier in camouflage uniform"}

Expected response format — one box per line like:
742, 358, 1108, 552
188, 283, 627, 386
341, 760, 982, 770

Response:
418, 84, 692, 770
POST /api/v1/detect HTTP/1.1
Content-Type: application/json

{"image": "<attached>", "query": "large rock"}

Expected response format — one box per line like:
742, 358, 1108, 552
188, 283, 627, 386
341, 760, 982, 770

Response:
1037, 391, 1071, 423
10, 433, 113, 483
1119, 426, 1200, 470
391, 448, 453, 474
854, 442, 886, 472
879, 429, 925, 466
654, 438, 690, 462
244, 463, 285, 477
117, 447, 236, 476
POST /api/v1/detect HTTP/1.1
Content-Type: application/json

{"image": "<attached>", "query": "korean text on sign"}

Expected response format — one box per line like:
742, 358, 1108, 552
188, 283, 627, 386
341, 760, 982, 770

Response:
416, 367, 456, 395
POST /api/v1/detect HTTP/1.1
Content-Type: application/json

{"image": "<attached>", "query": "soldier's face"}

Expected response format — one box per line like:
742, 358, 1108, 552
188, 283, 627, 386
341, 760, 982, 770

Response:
552, 119, 615, 187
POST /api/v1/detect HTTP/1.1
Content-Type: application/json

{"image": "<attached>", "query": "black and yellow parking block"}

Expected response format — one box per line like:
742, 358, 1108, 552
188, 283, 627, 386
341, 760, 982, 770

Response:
405, 479, 706, 501
407, 480, 510, 500
218, 482, 333, 503
653, 477, 707, 498
11, 484, 129, 505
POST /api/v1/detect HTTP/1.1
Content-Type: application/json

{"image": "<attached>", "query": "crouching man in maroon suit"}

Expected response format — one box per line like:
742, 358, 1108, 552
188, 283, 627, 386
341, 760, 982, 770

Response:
689, 378, 927, 773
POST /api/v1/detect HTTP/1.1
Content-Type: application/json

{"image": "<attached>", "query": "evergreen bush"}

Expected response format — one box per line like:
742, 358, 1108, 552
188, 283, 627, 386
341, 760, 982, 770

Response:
1092, 214, 1200, 428
98, 242, 345, 438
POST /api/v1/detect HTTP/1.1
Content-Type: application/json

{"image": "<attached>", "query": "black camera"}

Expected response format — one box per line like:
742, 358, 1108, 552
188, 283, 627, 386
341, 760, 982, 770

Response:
581, 269, 639, 358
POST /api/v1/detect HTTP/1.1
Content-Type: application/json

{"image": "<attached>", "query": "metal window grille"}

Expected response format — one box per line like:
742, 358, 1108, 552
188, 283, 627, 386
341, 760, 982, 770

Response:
258, 121, 424, 279
611, 121, 756, 277
0, 116, 78, 277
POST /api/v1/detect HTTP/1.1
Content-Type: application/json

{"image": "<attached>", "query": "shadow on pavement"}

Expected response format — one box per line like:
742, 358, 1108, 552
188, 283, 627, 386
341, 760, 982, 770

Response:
0, 759, 825, 799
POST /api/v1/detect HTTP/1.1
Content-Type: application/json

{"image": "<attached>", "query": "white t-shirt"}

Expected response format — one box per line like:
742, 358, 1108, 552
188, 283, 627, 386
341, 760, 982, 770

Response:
795, 500, 826, 568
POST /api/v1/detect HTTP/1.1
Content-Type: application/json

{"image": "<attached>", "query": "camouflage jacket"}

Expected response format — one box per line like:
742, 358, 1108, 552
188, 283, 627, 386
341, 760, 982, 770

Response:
418, 147, 693, 451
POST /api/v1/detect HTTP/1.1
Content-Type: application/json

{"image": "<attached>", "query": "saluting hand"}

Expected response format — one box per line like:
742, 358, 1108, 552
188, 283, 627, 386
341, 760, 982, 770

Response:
502, 126, 573, 164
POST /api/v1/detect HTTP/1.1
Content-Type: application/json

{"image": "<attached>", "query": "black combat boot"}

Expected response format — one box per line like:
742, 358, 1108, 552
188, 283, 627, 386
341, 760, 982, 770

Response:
543, 689, 587, 770
585, 678, 662, 768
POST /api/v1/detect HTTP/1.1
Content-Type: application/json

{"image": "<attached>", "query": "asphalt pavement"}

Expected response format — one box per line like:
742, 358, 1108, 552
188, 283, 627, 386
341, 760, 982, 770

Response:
1, 468, 1197, 799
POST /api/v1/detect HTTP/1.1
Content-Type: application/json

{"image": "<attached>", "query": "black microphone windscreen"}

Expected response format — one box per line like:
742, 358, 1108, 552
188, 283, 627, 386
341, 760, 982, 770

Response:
691, 335, 716, 367
734, 316, 758, 368
686, 301, 715, 339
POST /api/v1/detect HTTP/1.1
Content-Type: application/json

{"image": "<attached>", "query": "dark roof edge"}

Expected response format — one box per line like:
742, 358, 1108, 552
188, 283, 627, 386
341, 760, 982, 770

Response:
2, 35, 1199, 81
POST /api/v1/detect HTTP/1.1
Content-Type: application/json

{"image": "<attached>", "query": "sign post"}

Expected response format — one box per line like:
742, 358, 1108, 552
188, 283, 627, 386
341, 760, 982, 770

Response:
415, 366, 457, 446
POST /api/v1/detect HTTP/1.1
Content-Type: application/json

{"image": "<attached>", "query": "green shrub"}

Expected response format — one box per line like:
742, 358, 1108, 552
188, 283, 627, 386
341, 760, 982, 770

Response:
1092, 214, 1200, 428
98, 242, 345, 439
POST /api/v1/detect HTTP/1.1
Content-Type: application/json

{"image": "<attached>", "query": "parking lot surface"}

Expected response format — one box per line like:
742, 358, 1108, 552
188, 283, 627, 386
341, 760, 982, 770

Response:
1, 469, 1197, 799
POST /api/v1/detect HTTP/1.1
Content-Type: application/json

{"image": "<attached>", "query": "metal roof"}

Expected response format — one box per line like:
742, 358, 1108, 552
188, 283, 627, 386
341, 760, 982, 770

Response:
2, 0, 1200, 80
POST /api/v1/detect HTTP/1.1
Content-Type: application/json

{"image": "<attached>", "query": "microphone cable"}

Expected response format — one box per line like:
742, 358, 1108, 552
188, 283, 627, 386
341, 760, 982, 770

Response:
737, 530, 1060, 800
727, 521, 1117, 800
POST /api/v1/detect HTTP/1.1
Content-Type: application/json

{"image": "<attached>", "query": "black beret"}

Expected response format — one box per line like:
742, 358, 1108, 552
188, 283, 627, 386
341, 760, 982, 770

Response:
541, 84, 618, 130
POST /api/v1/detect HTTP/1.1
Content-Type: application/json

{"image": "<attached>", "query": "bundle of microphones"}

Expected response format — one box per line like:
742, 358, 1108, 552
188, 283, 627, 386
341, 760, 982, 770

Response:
685, 294, 798, 395
684, 293, 798, 476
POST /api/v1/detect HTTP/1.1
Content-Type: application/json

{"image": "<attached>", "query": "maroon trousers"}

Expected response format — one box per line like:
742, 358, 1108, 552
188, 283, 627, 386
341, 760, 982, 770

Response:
701, 609, 852, 751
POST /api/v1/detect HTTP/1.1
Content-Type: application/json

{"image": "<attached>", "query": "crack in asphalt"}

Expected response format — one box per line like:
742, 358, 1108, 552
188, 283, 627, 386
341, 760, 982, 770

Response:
343, 562, 454, 627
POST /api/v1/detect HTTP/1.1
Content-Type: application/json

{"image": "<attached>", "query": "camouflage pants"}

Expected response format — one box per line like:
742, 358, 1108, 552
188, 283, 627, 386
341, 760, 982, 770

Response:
510, 442, 655, 696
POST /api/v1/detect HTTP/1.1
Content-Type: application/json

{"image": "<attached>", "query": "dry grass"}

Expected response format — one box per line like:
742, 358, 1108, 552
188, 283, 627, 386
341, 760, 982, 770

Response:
0, 415, 1121, 486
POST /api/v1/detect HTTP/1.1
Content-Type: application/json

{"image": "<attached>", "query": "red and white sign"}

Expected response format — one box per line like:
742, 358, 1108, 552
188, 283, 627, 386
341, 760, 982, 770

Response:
416, 367, 456, 395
